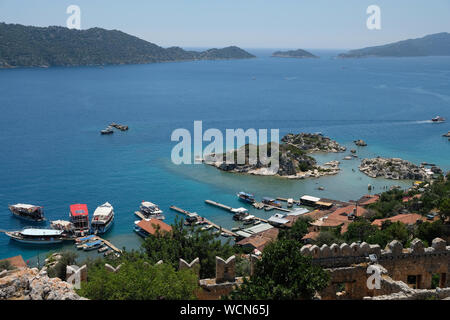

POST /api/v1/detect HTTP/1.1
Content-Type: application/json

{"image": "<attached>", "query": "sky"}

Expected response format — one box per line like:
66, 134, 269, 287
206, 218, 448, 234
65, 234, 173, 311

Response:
0, 0, 449, 49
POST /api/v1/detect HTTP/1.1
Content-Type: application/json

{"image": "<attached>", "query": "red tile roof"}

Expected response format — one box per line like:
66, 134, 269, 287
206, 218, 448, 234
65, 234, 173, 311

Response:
358, 194, 380, 206
137, 219, 172, 235
0, 255, 27, 268
302, 231, 319, 241
371, 213, 426, 228
402, 194, 422, 203
236, 228, 279, 251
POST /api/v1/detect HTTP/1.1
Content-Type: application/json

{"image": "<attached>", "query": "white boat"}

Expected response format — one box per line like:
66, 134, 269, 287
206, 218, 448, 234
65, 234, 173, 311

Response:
6, 228, 64, 244
91, 202, 115, 234
137, 201, 165, 220
432, 116, 445, 123
8, 204, 45, 222
82, 240, 103, 251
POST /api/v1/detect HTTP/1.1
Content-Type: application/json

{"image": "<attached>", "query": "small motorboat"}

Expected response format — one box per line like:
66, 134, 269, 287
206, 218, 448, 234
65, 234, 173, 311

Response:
98, 245, 109, 253
101, 126, 114, 135
262, 197, 282, 208
82, 240, 103, 251
432, 116, 445, 123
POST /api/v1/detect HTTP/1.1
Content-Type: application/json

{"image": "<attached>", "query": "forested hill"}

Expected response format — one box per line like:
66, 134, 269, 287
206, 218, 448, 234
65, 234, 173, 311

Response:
338, 32, 450, 58
0, 22, 255, 68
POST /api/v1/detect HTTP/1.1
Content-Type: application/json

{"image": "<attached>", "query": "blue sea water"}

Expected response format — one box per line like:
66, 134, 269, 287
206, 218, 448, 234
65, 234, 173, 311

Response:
0, 49, 449, 263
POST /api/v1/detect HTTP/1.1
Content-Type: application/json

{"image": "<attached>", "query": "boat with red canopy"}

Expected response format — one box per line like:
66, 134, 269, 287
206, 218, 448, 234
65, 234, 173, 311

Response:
69, 204, 90, 236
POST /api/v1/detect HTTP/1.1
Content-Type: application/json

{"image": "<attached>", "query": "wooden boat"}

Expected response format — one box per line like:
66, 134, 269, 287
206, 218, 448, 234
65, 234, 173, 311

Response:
8, 204, 45, 223
262, 197, 282, 208
6, 228, 64, 244
137, 201, 165, 220
91, 202, 115, 234
98, 245, 109, 253
70, 204, 90, 236
237, 192, 255, 204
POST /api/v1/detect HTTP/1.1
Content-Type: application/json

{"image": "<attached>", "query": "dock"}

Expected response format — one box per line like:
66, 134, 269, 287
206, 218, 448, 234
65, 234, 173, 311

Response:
75, 235, 122, 254
205, 200, 269, 223
170, 205, 238, 237
205, 200, 233, 211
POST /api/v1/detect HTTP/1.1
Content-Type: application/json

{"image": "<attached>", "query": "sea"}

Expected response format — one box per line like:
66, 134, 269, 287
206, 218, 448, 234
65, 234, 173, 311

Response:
0, 49, 449, 264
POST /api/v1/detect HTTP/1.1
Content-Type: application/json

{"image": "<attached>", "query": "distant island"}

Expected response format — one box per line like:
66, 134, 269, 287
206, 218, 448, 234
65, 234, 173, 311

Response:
272, 49, 318, 58
338, 32, 450, 58
0, 22, 255, 68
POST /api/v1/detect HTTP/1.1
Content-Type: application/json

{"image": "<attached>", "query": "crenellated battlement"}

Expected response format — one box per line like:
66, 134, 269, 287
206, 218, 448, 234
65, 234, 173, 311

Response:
301, 238, 449, 268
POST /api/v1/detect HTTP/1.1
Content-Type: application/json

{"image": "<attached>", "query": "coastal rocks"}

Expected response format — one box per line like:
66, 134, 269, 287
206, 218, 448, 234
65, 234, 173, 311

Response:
281, 133, 346, 153
359, 157, 435, 180
0, 267, 84, 300
354, 139, 367, 146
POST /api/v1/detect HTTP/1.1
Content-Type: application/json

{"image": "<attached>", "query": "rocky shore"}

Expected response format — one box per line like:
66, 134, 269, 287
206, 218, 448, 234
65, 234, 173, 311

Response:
0, 267, 84, 300
204, 133, 345, 178
359, 157, 440, 180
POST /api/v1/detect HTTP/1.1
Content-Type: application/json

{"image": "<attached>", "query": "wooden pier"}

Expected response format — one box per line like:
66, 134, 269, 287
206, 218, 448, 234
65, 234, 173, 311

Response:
170, 205, 238, 238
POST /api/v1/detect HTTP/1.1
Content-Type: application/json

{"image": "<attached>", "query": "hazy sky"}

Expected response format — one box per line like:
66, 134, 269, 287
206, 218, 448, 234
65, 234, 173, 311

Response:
1, 0, 449, 49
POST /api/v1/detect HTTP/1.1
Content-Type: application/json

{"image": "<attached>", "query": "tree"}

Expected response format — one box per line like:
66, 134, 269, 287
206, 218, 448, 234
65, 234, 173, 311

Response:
230, 239, 330, 300
415, 220, 445, 246
278, 217, 310, 242
77, 258, 198, 300
439, 198, 450, 221
141, 217, 236, 278
344, 220, 377, 243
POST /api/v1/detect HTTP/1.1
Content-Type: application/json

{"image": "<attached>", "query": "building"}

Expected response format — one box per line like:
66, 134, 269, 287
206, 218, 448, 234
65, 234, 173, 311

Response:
134, 218, 172, 237
300, 195, 321, 207
371, 213, 426, 228
236, 228, 279, 252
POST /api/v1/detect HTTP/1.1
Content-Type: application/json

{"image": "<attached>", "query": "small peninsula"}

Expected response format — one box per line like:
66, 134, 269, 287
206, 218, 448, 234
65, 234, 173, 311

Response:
0, 23, 255, 68
338, 32, 450, 58
272, 49, 318, 58
203, 133, 345, 179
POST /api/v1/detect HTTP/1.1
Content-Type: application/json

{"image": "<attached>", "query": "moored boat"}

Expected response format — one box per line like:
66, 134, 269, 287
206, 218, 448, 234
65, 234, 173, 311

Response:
69, 204, 90, 236
262, 197, 282, 208
137, 201, 165, 220
82, 240, 103, 251
91, 202, 115, 234
237, 192, 255, 204
8, 204, 45, 222
5, 228, 64, 244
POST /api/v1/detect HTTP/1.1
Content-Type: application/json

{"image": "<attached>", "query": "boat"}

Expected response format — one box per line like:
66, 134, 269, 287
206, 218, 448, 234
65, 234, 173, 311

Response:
5, 228, 64, 244
98, 245, 109, 253
442, 131, 450, 137
69, 204, 90, 237
237, 192, 255, 204
50, 220, 75, 236
201, 224, 214, 231
8, 204, 45, 222
432, 116, 445, 123
100, 126, 114, 135
137, 201, 165, 220
82, 240, 103, 251
91, 202, 115, 234
75, 234, 96, 244
231, 207, 249, 221
221, 232, 231, 237
262, 197, 282, 208
287, 198, 294, 208
253, 220, 261, 226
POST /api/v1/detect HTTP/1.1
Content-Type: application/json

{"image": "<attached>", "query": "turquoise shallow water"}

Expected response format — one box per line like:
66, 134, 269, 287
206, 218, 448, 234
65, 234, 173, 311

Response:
0, 49, 449, 263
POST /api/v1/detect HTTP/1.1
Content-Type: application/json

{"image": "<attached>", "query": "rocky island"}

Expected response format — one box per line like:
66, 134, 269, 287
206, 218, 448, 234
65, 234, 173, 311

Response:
272, 49, 318, 59
359, 157, 441, 180
0, 23, 255, 68
204, 133, 346, 179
